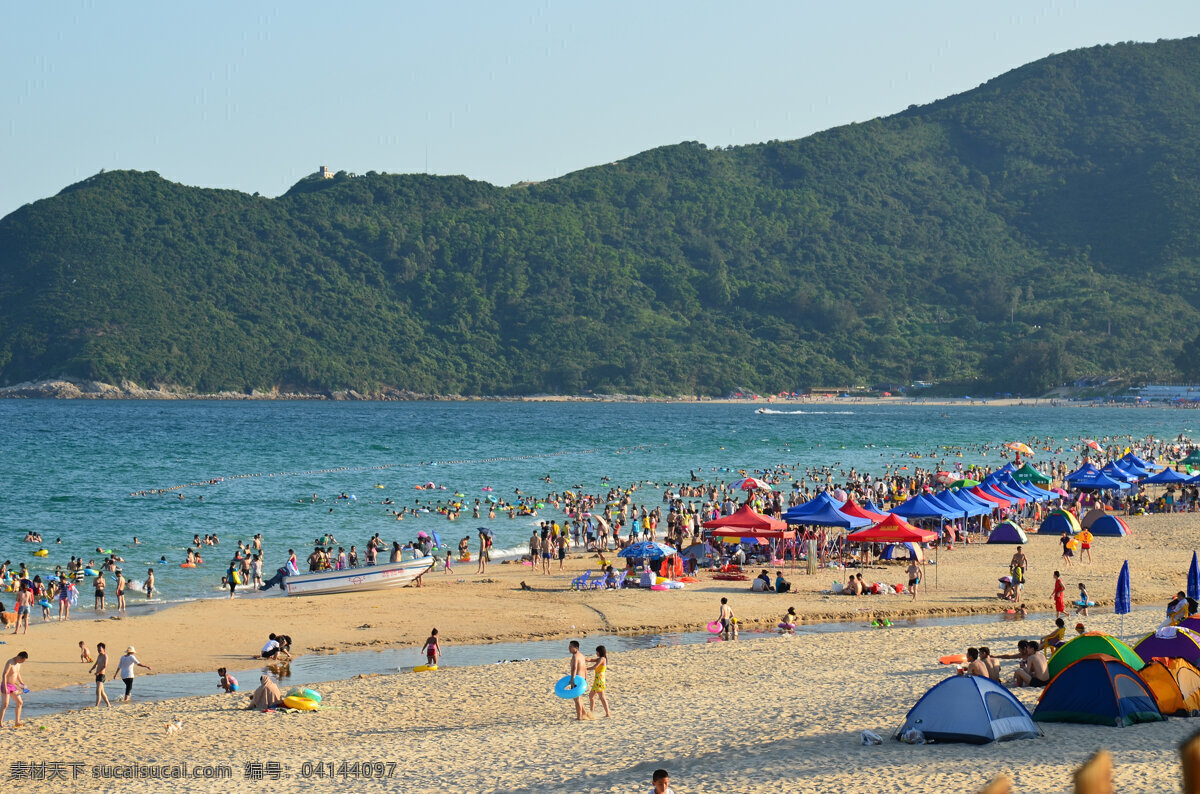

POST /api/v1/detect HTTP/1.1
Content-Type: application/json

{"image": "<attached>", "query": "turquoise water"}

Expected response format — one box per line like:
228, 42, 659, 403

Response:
0, 401, 1192, 602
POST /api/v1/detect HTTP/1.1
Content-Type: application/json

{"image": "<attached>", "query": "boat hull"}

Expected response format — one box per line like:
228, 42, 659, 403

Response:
284, 557, 435, 596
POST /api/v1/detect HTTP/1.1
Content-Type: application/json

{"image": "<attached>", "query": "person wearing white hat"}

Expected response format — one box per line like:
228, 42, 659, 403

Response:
115, 646, 151, 702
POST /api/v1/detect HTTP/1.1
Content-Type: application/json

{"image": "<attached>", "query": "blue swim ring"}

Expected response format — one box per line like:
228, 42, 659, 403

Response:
554, 675, 587, 699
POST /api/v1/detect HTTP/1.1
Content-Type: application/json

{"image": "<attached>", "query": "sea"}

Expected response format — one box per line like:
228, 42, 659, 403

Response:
0, 400, 1192, 604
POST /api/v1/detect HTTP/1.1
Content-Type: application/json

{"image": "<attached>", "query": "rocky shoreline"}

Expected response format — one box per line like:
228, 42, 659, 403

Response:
0, 377, 699, 402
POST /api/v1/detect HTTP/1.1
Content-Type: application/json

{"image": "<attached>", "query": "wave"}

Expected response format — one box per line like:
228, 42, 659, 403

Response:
756, 408, 855, 416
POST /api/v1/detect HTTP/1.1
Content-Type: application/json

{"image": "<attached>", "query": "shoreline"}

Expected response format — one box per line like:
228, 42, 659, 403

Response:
0, 377, 1157, 406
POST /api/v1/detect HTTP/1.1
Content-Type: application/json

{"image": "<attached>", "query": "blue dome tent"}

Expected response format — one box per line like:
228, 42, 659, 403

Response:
896, 676, 1039, 744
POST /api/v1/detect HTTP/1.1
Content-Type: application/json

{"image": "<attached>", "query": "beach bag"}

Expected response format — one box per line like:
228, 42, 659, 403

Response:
831, 581, 843, 594
231, 570, 242, 585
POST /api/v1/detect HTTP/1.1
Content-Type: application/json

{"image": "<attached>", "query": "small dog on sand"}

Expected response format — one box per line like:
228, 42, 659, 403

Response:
165, 718, 183, 736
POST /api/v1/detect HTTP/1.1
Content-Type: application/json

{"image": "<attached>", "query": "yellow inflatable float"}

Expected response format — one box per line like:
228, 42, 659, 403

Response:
282, 696, 319, 711
33, 549, 48, 557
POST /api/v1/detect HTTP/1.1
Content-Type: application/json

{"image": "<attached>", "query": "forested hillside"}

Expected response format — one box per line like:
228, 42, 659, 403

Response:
3, 37, 1200, 396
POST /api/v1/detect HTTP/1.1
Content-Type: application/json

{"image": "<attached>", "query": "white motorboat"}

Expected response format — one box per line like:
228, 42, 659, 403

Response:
284, 555, 435, 596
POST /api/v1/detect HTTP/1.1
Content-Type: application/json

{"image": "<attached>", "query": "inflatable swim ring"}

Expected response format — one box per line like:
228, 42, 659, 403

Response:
180, 563, 195, 568
37, 599, 51, 609
281, 696, 319, 711
84, 569, 98, 576
553, 675, 588, 699
650, 584, 668, 591
1074, 599, 1096, 607
938, 654, 967, 665
32, 550, 48, 557
287, 687, 322, 703
413, 664, 438, 672
778, 622, 796, 631
706, 621, 723, 634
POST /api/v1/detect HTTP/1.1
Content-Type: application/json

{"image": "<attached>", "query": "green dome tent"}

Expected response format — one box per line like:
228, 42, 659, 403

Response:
1012, 462, 1052, 486
1048, 633, 1144, 681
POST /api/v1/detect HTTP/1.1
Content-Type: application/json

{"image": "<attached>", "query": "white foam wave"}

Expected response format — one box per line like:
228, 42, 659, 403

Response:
756, 409, 855, 415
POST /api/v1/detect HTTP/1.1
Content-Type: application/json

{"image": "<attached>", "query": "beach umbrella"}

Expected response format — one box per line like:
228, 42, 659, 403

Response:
1190, 552, 1200, 602
1084, 440, 1103, 452
935, 471, 961, 485
732, 476, 772, 491
948, 479, 980, 489
617, 541, 677, 560
1005, 442, 1034, 456
1116, 560, 1131, 637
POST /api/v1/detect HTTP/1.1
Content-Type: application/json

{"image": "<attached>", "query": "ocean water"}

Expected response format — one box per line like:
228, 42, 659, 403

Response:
0, 400, 1192, 603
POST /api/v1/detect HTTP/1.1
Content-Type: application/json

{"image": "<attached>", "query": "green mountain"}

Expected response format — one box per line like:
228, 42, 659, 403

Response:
4, 37, 1200, 396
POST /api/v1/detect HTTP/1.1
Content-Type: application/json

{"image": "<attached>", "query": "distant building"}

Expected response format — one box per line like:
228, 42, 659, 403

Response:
319, 166, 333, 179
1135, 384, 1200, 402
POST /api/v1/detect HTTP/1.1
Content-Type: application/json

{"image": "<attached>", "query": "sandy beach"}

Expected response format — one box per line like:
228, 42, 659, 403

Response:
0, 511, 1195, 791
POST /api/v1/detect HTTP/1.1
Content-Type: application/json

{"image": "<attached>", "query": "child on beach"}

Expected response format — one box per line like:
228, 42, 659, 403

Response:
587, 645, 610, 718
422, 629, 440, 667
1075, 583, 1091, 616
79, 641, 92, 663
718, 597, 735, 640
217, 667, 239, 692
779, 607, 797, 634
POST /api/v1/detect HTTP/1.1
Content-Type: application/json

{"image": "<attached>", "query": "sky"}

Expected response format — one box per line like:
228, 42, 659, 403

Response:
3, 1, 1200, 218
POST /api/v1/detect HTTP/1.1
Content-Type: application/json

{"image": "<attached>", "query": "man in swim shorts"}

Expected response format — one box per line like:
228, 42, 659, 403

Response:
1012, 641, 1049, 687
568, 640, 587, 720
12, 585, 32, 635
718, 597, 735, 640
89, 642, 110, 707
1, 651, 28, 727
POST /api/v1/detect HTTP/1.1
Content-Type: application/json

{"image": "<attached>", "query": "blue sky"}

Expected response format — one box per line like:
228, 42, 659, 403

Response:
3, 1, 1199, 217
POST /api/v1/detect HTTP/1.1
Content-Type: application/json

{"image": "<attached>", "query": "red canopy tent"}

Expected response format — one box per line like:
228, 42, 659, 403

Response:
846, 514, 937, 544
970, 486, 1010, 509
702, 504, 795, 566
702, 504, 790, 537
839, 498, 888, 522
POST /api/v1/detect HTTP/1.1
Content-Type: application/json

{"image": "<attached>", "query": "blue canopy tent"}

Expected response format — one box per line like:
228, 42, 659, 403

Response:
936, 489, 990, 517
980, 482, 1026, 506
1069, 471, 1131, 491
1144, 467, 1190, 485
998, 475, 1050, 502
783, 504, 871, 530
782, 492, 845, 522
1121, 452, 1162, 472
951, 488, 999, 513
862, 499, 887, 515
995, 471, 1048, 497
1101, 461, 1140, 483
891, 493, 960, 588
924, 492, 968, 520
1065, 463, 1101, 483
1115, 459, 1149, 479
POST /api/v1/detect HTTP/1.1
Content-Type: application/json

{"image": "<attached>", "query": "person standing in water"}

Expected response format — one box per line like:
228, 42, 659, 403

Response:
475, 530, 490, 574
144, 568, 155, 599
88, 642, 110, 708
114, 569, 127, 614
